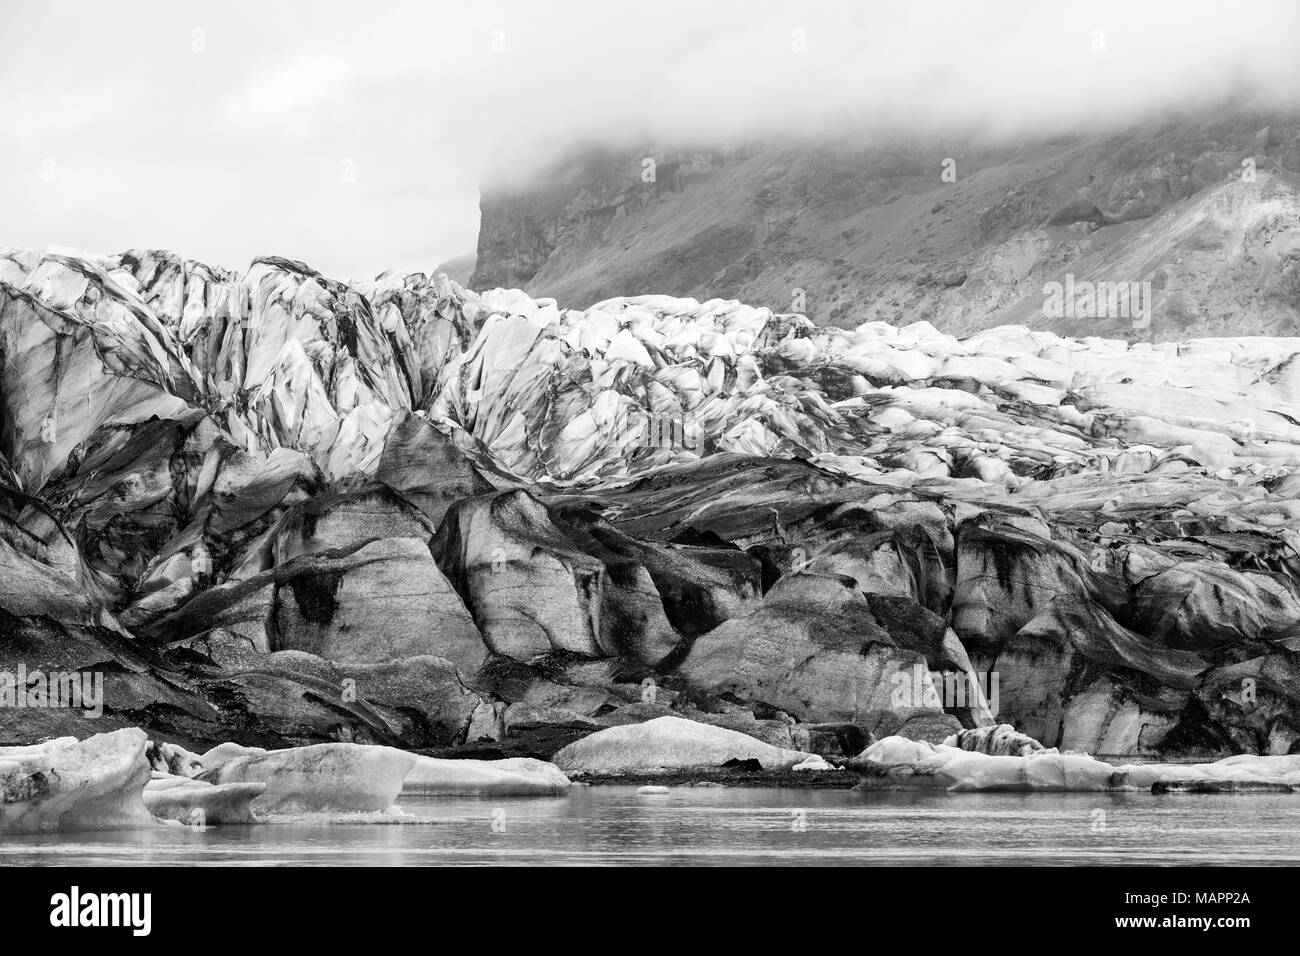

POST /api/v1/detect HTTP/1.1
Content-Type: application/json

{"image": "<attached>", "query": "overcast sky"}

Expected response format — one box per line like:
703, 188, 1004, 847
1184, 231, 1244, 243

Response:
2, 0, 1298, 279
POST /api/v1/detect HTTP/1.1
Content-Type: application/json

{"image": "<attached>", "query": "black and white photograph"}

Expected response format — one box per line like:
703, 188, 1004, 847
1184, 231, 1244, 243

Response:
1, 0, 1298, 923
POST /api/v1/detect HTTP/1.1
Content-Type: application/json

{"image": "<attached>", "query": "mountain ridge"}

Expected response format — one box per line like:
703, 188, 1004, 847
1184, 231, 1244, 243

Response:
471, 113, 1300, 340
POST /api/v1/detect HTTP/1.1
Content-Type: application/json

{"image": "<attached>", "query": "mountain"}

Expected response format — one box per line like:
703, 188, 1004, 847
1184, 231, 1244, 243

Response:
3, 246, 1300, 760
472, 113, 1300, 340
432, 252, 476, 287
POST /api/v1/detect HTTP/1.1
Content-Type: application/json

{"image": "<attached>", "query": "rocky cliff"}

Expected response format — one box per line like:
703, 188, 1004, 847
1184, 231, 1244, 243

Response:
3, 246, 1300, 760
472, 114, 1300, 340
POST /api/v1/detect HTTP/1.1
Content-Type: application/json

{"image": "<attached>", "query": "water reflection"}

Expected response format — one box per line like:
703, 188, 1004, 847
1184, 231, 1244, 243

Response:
3, 787, 1297, 866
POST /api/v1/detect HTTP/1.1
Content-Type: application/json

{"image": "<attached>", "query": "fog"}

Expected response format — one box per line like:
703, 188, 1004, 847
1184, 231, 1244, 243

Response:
2, 0, 1297, 277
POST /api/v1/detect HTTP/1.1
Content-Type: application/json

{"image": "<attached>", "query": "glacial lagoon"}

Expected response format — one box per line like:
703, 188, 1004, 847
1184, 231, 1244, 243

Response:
5, 787, 1299, 866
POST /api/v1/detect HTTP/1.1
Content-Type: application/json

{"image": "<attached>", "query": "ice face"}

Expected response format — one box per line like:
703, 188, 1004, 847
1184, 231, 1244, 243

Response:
0, 729, 156, 834
196, 743, 416, 814
6, 245, 1300, 764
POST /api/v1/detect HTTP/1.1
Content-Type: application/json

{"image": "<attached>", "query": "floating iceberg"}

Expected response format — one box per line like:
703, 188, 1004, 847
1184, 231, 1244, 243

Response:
402, 755, 570, 795
0, 729, 156, 833
793, 754, 840, 771
847, 734, 1300, 793
196, 742, 416, 813
943, 724, 1048, 757
552, 715, 815, 774
1111, 753, 1300, 792
146, 740, 205, 777
143, 776, 265, 824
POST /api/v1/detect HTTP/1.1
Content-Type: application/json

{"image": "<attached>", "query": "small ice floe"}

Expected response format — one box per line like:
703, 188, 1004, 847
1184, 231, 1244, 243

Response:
553, 716, 817, 774
793, 754, 840, 771
198, 742, 416, 814
844, 728, 1300, 793
144, 776, 264, 825
0, 729, 155, 834
636, 785, 672, 795
402, 755, 570, 796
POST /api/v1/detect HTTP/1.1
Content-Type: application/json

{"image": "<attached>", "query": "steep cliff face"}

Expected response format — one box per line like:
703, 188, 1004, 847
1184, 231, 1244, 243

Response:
472, 148, 701, 291
471, 113, 1300, 340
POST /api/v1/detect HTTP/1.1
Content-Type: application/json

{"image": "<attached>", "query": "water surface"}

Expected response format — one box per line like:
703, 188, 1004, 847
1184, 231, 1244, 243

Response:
4, 787, 1296, 865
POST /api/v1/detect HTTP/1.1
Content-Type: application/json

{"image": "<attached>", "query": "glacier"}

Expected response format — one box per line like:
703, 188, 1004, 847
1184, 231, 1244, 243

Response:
3, 245, 1300, 772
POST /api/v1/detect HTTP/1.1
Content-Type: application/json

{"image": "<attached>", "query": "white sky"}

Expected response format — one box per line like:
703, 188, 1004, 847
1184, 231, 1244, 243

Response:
2, 0, 1298, 279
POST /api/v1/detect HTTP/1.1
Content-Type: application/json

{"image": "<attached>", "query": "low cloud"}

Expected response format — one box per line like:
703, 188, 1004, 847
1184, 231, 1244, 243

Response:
2, 0, 1297, 277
